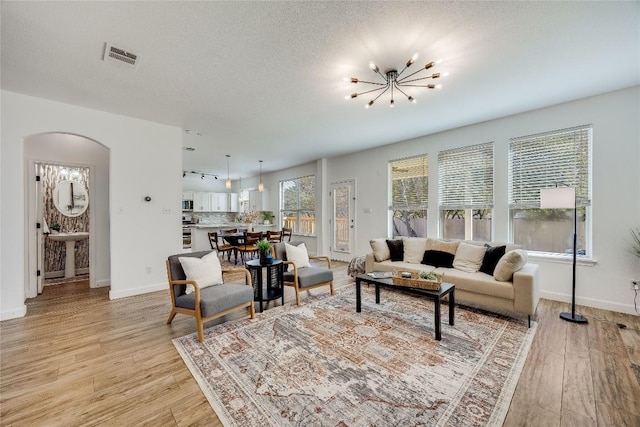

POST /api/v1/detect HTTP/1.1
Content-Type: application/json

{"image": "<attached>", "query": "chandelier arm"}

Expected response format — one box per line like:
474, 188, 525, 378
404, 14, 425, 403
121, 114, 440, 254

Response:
398, 84, 438, 88
356, 80, 387, 86
373, 69, 388, 81
371, 85, 390, 102
354, 86, 389, 97
398, 75, 440, 85
394, 84, 412, 100
396, 68, 426, 83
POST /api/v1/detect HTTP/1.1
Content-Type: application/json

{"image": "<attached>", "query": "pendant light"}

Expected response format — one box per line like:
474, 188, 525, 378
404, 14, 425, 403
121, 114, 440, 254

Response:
258, 160, 264, 192
225, 154, 231, 189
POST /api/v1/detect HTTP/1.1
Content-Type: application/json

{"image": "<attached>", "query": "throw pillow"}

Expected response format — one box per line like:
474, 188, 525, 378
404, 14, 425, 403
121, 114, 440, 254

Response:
494, 249, 528, 282
285, 242, 311, 271
453, 242, 487, 273
369, 238, 391, 262
179, 251, 223, 295
402, 237, 428, 263
425, 238, 460, 255
421, 250, 455, 268
386, 239, 404, 261
479, 244, 507, 275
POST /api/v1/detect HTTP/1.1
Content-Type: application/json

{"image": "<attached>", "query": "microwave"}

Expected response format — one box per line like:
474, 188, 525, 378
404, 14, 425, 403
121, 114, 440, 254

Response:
182, 200, 193, 210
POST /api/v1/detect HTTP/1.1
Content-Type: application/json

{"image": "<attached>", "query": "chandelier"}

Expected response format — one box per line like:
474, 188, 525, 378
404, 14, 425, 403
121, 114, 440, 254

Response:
345, 54, 448, 108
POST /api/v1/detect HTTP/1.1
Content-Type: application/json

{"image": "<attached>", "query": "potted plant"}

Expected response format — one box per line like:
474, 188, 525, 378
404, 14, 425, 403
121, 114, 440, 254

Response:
256, 239, 273, 265
262, 212, 271, 225
50, 223, 61, 234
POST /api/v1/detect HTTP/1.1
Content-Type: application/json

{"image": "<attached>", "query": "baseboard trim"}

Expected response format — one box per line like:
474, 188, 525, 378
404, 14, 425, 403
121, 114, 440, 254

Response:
540, 290, 639, 315
1, 304, 27, 321
109, 282, 166, 300
93, 279, 110, 288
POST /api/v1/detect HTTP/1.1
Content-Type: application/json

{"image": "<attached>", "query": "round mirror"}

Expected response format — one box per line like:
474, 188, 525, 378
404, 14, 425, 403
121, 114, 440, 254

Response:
53, 180, 89, 217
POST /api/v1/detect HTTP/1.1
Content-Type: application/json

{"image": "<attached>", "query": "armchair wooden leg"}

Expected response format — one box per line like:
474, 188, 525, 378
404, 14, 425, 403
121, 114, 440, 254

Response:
295, 287, 301, 306
249, 302, 256, 319
197, 321, 205, 343
167, 310, 177, 325
329, 281, 335, 295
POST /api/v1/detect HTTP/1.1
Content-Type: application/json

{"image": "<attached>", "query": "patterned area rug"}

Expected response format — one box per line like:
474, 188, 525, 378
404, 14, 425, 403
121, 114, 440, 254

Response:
173, 285, 536, 426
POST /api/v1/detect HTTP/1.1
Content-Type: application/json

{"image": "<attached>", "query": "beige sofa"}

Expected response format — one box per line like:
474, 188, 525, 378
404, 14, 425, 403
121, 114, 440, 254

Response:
365, 237, 540, 326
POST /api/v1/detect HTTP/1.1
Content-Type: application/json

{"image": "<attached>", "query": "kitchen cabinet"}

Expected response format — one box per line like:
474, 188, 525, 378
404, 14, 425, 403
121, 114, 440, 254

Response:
248, 189, 269, 211
192, 192, 239, 212
193, 192, 211, 212
182, 191, 193, 201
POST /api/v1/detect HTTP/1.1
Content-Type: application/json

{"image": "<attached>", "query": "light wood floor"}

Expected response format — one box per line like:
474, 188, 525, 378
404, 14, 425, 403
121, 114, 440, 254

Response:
1, 262, 639, 426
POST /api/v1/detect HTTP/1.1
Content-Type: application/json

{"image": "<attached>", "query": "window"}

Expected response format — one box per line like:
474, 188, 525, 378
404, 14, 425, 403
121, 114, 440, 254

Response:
280, 175, 315, 235
390, 155, 428, 237
509, 125, 591, 255
438, 142, 494, 241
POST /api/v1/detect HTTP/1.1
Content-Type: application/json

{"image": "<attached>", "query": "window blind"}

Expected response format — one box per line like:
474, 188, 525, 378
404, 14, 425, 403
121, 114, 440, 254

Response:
390, 155, 428, 210
438, 142, 494, 210
509, 125, 591, 208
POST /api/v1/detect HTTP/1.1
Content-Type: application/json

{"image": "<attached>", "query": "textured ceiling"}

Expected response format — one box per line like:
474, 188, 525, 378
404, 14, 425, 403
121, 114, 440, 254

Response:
2, 1, 638, 179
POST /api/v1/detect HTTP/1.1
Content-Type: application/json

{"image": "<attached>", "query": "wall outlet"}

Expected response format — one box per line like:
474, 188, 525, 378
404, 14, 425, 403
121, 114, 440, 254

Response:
145, 266, 152, 274
632, 280, 639, 290
163, 207, 171, 214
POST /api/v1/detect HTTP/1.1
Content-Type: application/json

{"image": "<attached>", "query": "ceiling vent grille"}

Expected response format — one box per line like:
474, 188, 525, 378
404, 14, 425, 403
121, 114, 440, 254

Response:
103, 43, 139, 68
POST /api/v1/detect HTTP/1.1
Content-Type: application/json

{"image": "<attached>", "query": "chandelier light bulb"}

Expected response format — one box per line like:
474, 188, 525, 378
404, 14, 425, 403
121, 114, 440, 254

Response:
435, 84, 442, 89
369, 61, 379, 72
408, 96, 415, 103
390, 99, 395, 107
436, 58, 444, 65
441, 72, 450, 77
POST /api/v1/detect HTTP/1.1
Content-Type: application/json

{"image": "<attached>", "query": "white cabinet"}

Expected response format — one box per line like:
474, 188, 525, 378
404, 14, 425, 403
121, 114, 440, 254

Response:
193, 192, 239, 212
248, 190, 262, 211
210, 193, 228, 212
229, 193, 239, 212
193, 192, 211, 212
182, 191, 193, 201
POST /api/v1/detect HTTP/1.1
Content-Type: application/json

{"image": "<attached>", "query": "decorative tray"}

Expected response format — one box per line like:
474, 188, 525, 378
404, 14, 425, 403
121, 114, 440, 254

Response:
391, 270, 442, 290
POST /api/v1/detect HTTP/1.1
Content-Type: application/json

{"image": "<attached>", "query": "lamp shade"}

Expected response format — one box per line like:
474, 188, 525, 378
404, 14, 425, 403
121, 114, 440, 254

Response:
540, 187, 575, 209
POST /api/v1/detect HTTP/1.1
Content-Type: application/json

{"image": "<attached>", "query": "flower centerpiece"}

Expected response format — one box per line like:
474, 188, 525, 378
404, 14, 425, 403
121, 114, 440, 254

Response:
256, 239, 273, 264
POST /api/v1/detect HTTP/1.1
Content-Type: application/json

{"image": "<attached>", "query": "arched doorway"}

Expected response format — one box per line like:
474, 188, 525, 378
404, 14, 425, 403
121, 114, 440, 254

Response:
24, 133, 110, 299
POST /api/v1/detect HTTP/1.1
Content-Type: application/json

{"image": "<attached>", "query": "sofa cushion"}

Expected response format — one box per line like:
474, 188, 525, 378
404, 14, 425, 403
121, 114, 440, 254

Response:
386, 239, 404, 261
178, 251, 223, 294
479, 244, 506, 276
283, 266, 333, 288
421, 250, 454, 268
441, 268, 515, 300
370, 238, 390, 262
175, 283, 253, 317
453, 242, 487, 273
494, 249, 528, 282
426, 238, 459, 255
401, 237, 428, 263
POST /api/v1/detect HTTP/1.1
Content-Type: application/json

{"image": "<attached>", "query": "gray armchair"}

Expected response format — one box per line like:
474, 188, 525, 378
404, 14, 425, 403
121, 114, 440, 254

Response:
166, 250, 255, 342
272, 241, 334, 305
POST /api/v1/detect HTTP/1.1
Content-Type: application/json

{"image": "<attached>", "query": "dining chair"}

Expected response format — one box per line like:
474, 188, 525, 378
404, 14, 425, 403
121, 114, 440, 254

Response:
281, 227, 293, 242
267, 230, 283, 243
208, 231, 235, 262
237, 231, 263, 262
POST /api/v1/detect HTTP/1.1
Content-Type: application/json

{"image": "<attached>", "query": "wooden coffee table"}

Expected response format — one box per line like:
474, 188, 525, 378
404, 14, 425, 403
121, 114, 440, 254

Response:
355, 273, 455, 341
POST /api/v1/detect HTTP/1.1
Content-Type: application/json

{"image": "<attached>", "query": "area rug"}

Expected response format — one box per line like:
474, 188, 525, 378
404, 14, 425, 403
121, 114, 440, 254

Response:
173, 285, 536, 426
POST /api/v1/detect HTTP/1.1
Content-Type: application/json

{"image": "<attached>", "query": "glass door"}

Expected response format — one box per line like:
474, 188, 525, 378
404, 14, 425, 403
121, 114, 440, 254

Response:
330, 180, 355, 261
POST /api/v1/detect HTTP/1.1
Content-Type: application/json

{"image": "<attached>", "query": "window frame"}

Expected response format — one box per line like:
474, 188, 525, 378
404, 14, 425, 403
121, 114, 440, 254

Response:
438, 142, 494, 241
279, 175, 316, 236
389, 154, 429, 238
508, 125, 592, 256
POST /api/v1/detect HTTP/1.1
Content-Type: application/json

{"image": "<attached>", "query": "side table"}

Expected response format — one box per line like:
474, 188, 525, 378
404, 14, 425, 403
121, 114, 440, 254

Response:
245, 259, 285, 312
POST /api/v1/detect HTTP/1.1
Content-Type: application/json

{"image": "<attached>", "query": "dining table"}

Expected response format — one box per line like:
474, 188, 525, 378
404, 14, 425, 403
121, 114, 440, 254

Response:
221, 231, 264, 264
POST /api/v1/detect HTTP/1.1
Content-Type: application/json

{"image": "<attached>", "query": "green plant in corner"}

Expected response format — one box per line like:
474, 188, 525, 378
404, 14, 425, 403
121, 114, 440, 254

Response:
630, 226, 640, 260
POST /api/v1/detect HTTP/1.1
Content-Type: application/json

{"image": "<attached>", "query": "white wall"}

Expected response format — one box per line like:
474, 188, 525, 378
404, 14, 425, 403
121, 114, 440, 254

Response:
1, 91, 183, 320
328, 86, 640, 314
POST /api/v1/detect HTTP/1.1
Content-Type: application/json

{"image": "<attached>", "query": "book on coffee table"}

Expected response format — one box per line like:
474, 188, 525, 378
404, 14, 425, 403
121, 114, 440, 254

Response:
367, 271, 392, 279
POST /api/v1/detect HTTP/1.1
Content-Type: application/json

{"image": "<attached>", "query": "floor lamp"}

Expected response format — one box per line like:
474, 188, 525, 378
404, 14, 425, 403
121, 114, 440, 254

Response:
540, 187, 588, 323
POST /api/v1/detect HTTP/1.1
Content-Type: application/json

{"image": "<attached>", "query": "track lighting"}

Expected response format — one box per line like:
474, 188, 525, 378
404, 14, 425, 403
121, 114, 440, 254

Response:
201, 174, 204, 179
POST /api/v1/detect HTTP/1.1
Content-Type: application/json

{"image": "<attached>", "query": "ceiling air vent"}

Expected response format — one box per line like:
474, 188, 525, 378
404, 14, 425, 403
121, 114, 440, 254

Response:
103, 43, 139, 68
